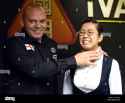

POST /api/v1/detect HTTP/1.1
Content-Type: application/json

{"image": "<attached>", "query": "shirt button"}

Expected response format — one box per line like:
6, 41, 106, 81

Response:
104, 82, 107, 86
3, 45, 6, 48
46, 82, 50, 86
17, 57, 21, 62
32, 70, 36, 74
18, 82, 21, 86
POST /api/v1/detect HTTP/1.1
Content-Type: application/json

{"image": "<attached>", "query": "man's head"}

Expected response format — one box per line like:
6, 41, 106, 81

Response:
79, 18, 103, 51
21, 4, 47, 40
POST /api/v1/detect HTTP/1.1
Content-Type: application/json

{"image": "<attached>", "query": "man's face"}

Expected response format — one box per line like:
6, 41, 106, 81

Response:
23, 7, 47, 40
79, 22, 103, 51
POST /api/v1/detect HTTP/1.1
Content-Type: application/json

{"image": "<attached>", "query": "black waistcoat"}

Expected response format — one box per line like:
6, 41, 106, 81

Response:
72, 56, 112, 95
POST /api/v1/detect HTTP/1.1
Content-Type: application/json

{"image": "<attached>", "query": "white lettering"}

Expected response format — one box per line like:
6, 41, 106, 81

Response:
88, 1, 94, 17
114, 0, 125, 18
98, 0, 114, 18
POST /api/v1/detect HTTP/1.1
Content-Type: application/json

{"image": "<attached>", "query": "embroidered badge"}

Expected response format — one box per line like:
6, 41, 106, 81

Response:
50, 47, 56, 53
15, 32, 25, 37
25, 44, 35, 51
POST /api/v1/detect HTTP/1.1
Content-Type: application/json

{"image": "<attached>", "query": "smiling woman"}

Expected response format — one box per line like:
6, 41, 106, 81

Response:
63, 18, 123, 95
78, 18, 103, 51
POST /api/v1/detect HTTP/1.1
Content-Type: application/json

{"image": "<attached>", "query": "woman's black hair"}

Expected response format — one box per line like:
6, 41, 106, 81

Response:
80, 17, 103, 35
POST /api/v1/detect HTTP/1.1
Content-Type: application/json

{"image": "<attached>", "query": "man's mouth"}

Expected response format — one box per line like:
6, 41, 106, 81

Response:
32, 29, 44, 33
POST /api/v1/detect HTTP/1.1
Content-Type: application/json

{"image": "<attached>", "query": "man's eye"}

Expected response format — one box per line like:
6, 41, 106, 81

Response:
80, 31, 85, 34
29, 20, 35, 23
40, 20, 46, 23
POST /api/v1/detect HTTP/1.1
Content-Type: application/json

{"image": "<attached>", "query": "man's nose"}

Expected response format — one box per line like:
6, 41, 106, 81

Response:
35, 22, 41, 28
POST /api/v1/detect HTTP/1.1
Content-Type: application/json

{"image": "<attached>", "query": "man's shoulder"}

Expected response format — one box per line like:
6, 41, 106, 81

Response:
6, 33, 26, 46
8, 32, 26, 40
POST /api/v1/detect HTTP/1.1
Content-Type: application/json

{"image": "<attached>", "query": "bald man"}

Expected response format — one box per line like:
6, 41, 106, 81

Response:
5, 4, 101, 95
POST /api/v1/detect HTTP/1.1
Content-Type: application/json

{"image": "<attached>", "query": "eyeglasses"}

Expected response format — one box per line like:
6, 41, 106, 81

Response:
79, 31, 95, 37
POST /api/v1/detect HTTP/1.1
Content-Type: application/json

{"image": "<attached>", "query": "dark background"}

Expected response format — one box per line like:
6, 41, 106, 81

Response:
0, 0, 22, 44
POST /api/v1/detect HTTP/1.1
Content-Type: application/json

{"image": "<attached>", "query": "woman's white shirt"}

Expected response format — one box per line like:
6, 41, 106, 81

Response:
73, 55, 122, 94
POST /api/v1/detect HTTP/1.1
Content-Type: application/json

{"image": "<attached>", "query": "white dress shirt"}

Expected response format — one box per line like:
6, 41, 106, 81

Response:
63, 55, 122, 95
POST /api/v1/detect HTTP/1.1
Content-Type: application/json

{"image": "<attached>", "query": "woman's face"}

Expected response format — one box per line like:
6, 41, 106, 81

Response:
79, 22, 103, 51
